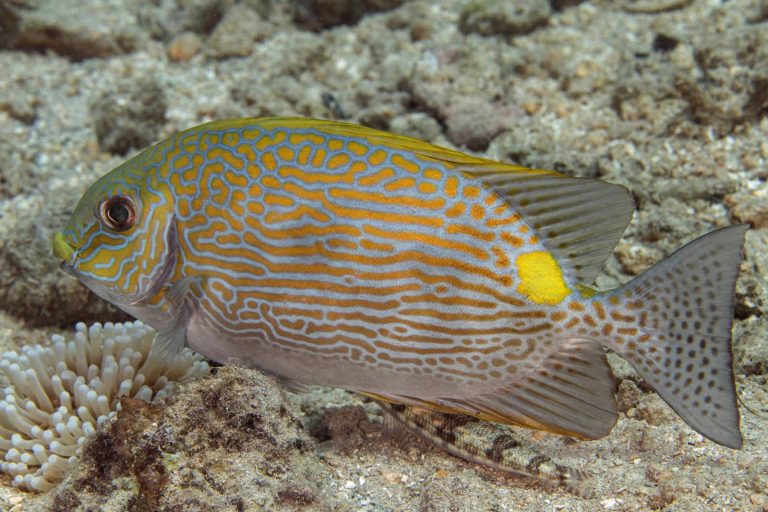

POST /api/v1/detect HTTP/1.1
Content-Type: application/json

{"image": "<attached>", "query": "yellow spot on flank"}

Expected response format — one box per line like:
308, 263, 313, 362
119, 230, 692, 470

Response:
514, 251, 570, 305
424, 168, 442, 180
328, 139, 344, 151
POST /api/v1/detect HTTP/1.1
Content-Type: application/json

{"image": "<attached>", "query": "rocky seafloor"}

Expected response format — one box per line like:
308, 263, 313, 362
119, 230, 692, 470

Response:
0, 0, 767, 510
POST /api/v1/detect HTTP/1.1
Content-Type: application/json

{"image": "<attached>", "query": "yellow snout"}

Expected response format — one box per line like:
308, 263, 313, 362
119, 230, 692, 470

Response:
52, 232, 75, 262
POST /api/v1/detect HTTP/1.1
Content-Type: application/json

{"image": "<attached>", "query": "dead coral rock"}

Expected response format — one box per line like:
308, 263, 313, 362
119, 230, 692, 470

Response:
0, 138, 39, 198
613, 19, 768, 137
49, 367, 334, 511
634, 395, 677, 427
0, 90, 38, 125
1, 0, 141, 60
617, 379, 644, 414
294, 0, 406, 31
136, 0, 227, 41
90, 77, 167, 156
689, 24, 768, 130
734, 316, 768, 375
459, 0, 552, 37
207, 4, 273, 58
615, 241, 665, 276
419, 476, 465, 512
445, 98, 513, 151
727, 191, 768, 229
733, 228, 768, 320
310, 405, 378, 444
389, 113, 442, 142
647, 483, 678, 510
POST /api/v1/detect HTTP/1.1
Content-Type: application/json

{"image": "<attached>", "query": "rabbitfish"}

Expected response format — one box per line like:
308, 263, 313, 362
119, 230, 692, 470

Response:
53, 117, 746, 449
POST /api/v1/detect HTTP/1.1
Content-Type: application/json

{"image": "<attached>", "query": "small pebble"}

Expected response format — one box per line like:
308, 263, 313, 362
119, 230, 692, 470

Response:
294, 0, 405, 31
459, 0, 551, 36
729, 195, 768, 229
168, 32, 203, 62
207, 4, 272, 58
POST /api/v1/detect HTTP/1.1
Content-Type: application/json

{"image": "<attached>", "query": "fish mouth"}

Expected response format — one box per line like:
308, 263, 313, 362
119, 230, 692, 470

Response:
52, 232, 79, 274
51, 217, 180, 307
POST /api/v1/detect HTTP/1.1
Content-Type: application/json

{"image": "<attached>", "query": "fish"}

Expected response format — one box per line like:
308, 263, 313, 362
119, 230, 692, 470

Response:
53, 117, 746, 467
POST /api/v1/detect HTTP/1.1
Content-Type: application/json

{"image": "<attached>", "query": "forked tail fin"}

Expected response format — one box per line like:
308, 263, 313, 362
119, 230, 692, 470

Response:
607, 224, 748, 448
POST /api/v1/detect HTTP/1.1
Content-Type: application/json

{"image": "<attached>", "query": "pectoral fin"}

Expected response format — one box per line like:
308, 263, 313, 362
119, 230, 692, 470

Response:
152, 275, 204, 358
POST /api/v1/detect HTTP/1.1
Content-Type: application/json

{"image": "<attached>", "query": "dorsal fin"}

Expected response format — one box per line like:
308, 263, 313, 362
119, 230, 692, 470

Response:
211, 117, 635, 284
457, 166, 634, 285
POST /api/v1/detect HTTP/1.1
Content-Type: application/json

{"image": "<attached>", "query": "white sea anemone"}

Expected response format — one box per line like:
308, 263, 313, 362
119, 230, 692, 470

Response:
0, 321, 209, 492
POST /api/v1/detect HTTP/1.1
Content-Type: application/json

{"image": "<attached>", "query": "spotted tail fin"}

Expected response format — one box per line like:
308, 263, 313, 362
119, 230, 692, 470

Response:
607, 224, 748, 449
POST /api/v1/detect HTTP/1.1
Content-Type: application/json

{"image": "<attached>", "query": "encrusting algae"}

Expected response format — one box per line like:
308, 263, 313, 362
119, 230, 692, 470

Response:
51, 117, 747, 493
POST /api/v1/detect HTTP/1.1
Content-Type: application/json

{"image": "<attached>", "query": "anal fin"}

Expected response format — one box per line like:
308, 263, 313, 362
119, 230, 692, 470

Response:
475, 338, 618, 439
363, 338, 618, 440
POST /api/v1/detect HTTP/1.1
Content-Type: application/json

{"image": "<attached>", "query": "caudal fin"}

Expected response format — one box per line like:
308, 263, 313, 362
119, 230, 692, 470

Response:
609, 224, 748, 449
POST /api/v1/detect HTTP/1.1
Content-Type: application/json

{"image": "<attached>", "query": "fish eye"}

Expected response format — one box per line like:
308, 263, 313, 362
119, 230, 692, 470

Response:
99, 195, 136, 232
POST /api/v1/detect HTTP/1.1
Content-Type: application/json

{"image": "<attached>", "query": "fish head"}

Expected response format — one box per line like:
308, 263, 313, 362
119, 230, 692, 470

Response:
53, 155, 178, 317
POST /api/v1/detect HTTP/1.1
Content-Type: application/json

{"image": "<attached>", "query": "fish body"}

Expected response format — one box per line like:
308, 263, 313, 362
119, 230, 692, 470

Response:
54, 118, 746, 449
